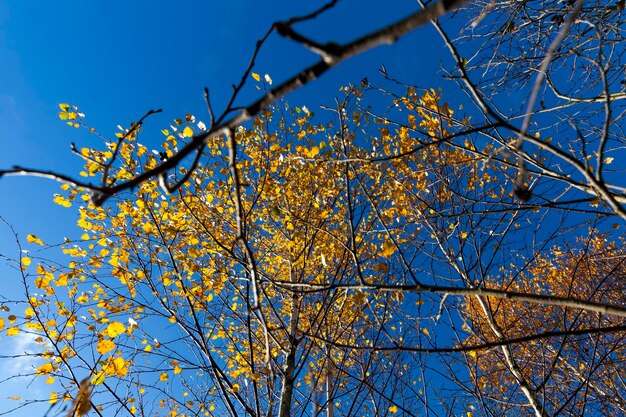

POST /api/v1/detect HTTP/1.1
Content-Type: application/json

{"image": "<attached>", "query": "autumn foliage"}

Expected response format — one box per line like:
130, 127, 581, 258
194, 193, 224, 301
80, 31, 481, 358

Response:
2, 83, 502, 416
2, 74, 626, 416
464, 233, 626, 416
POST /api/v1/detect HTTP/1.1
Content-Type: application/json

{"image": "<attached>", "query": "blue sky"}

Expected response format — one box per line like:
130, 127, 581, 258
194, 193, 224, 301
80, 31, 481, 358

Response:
0, 1, 450, 414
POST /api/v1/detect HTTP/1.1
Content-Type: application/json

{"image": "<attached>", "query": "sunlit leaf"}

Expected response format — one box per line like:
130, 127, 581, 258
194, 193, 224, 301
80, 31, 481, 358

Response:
36, 363, 53, 375
6, 326, 19, 336
96, 339, 116, 354
380, 240, 395, 258
27, 234, 45, 246
105, 321, 126, 338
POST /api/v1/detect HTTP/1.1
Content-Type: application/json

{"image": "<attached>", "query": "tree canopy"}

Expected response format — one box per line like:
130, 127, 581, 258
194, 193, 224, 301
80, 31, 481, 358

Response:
2, 1, 626, 416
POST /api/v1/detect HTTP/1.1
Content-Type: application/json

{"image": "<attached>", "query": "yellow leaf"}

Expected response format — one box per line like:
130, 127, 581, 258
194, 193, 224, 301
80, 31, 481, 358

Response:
422, 328, 430, 336
182, 126, 193, 138
0, 318, 4, 331
27, 234, 45, 246
104, 357, 128, 377
6, 326, 20, 336
37, 363, 54, 375
159, 373, 169, 381
21, 257, 31, 267
142, 222, 154, 234
77, 218, 92, 230
604, 157, 614, 164
380, 240, 396, 258
97, 339, 116, 354
460, 231, 468, 239
53, 195, 72, 208
49, 391, 59, 404
45, 376, 55, 384
251, 72, 261, 82
174, 365, 182, 374
105, 321, 126, 338
389, 405, 399, 413
59, 103, 70, 112
91, 372, 106, 385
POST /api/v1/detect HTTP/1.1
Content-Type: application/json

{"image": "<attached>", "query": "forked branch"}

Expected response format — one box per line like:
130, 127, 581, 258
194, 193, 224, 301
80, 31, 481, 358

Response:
0, 0, 470, 207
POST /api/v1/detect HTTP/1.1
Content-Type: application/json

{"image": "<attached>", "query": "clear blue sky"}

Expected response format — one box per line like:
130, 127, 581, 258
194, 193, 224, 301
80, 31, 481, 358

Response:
0, 0, 448, 414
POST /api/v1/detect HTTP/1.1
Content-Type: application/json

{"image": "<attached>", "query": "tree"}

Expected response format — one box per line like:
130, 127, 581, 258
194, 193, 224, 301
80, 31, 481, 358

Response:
1, 1, 626, 416
3, 83, 489, 416
464, 232, 626, 416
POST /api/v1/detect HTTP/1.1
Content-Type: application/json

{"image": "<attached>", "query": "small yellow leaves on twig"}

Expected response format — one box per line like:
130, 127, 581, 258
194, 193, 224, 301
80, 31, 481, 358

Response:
422, 328, 430, 336
91, 372, 105, 386
49, 391, 59, 404
159, 373, 169, 381
96, 339, 116, 355
102, 357, 128, 377
251, 72, 261, 82
182, 126, 193, 138
604, 157, 614, 164
380, 240, 396, 258
6, 326, 19, 336
53, 195, 72, 208
37, 363, 54, 375
142, 222, 154, 234
26, 234, 45, 246
388, 405, 399, 413
105, 321, 125, 338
